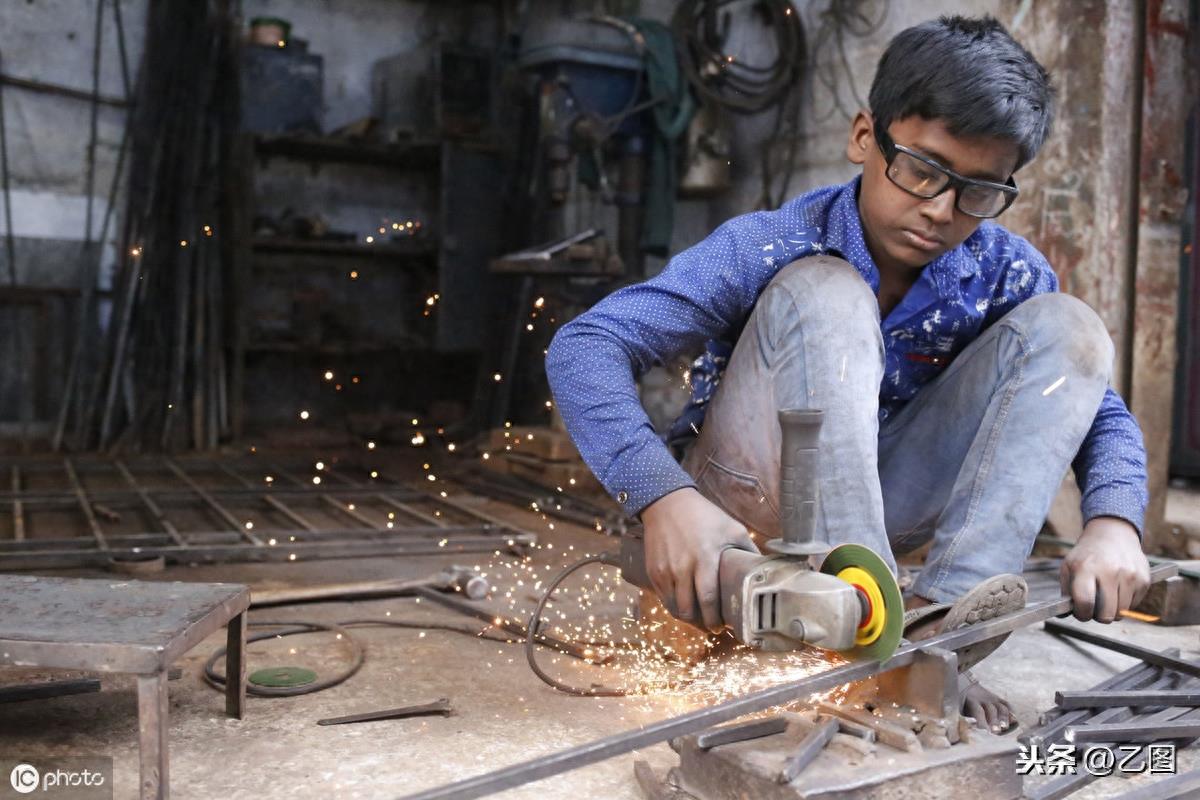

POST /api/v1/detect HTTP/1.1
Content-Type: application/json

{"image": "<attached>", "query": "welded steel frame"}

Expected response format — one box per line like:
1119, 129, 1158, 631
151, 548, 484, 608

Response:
0, 456, 535, 569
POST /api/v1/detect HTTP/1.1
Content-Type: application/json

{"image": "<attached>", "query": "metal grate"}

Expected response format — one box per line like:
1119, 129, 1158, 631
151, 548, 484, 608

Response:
0, 455, 533, 569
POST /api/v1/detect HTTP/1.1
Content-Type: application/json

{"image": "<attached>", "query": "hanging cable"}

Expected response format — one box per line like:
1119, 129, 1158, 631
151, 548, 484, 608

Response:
672, 0, 806, 115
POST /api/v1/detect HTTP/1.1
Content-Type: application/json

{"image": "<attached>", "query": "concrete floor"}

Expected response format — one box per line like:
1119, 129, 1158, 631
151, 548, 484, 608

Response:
2, 468, 1199, 799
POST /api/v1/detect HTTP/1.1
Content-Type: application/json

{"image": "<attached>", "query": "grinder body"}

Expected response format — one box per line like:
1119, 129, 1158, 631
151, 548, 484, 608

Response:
618, 409, 903, 660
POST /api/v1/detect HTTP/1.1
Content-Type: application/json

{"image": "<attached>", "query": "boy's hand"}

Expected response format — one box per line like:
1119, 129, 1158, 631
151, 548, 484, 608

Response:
641, 487, 759, 631
1059, 516, 1150, 623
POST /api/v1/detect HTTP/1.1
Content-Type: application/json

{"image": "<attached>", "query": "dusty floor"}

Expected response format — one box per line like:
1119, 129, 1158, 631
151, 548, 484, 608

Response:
2, 452, 1199, 799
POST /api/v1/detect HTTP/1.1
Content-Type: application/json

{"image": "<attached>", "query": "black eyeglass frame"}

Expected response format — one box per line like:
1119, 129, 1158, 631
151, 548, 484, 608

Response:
874, 124, 1020, 219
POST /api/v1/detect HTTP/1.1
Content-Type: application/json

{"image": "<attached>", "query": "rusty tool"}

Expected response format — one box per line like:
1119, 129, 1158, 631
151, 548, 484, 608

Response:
317, 697, 452, 726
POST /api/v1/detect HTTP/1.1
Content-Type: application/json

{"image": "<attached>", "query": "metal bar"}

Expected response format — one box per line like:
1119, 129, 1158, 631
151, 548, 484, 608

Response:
136, 672, 168, 800
375, 493, 447, 527
0, 73, 128, 107
62, 457, 108, 550
114, 460, 187, 546
10, 465, 24, 541
1056, 690, 1200, 709
0, 484, 426, 506
0, 678, 101, 703
225, 612, 245, 720
777, 717, 838, 784
1035, 656, 1162, 727
1066, 719, 1200, 744
397, 562, 1178, 800
0, 534, 536, 570
695, 716, 789, 750
215, 462, 318, 532
1105, 767, 1200, 800
1044, 619, 1200, 680
316, 698, 452, 726
164, 458, 262, 545
1024, 659, 1175, 747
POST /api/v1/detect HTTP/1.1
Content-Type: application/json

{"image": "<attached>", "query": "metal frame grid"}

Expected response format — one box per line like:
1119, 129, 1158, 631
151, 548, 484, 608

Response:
0, 456, 533, 569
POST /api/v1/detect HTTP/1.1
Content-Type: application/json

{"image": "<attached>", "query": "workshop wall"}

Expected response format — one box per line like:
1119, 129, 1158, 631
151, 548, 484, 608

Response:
0, 0, 145, 427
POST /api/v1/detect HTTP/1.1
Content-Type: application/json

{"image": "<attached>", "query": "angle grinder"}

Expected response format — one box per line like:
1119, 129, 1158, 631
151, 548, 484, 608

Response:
617, 409, 904, 661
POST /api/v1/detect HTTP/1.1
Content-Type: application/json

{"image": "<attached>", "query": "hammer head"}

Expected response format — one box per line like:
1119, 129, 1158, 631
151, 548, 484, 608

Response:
434, 565, 490, 600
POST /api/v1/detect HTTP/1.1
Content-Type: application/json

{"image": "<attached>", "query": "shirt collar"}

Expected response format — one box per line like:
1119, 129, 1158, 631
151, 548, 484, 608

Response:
821, 175, 977, 301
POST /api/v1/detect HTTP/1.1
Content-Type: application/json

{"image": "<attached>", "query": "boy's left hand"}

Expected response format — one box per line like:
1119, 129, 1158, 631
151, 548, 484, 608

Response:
1060, 516, 1150, 623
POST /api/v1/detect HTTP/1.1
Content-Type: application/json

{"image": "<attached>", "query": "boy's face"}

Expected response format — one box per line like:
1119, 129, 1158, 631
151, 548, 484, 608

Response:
846, 111, 1020, 278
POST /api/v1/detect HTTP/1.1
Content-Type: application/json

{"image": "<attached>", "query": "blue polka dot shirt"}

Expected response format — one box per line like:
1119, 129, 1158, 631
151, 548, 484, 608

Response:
545, 177, 1148, 533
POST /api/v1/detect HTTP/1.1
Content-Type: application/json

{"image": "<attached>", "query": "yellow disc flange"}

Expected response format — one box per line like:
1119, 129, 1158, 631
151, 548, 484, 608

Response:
835, 565, 886, 647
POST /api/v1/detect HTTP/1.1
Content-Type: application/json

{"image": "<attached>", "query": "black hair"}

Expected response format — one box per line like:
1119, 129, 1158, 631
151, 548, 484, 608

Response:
868, 15, 1055, 170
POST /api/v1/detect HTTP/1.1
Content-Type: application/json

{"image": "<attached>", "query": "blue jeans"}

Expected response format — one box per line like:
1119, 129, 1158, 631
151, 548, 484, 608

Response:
682, 255, 1113, 603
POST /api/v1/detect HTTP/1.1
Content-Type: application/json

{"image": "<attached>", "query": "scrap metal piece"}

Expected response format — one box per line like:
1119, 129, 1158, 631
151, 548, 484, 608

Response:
1043, 619, 1200, 680
1055, 689, 1200, 709
317, 698, 452, 726
777, 716, 838, 784
1024, 658, 1173, 746
695, 716, 789, 750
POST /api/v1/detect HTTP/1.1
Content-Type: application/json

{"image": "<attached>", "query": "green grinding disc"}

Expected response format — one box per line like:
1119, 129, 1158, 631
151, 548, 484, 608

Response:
249, 666, 317, 687
819, 544, 904, 661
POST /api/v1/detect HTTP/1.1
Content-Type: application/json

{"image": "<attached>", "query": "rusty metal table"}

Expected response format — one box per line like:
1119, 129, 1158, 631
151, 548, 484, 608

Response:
0, 574, 250, 799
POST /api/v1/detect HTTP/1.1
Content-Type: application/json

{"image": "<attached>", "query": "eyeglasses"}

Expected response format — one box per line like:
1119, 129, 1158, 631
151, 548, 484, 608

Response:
875, 126, 1019, 219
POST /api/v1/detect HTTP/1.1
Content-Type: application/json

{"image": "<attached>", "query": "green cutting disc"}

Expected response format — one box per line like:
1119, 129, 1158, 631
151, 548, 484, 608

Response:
249, 666, 317, 688
819, 544, 904, 661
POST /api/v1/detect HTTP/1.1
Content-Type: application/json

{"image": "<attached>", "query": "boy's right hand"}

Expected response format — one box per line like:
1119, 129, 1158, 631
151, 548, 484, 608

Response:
640, 487, 759, 632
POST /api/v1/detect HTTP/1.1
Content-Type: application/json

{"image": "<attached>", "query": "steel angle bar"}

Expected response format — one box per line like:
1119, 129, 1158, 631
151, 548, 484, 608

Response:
215, 462, 319, 532
1043, 619, 1200, 680
1033, 658, 1162, 729
1066, 719, 1200, 744
777, 717, 839, 784
397, 562, 1178, 800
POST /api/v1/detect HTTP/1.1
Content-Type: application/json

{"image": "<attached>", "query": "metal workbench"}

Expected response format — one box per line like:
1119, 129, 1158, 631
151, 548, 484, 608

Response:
0, 574, 250, 799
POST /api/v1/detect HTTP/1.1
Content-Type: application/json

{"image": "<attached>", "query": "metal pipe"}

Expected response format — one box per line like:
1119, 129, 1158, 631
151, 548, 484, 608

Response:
1044, 619, 1200, 680
62, 458, 108, 550
397, 562, 1178, 800
114, 459, 187, 546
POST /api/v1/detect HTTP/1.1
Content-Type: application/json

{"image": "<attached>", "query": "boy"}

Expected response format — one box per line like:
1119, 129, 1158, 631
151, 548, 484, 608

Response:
545, 16, 1150, 732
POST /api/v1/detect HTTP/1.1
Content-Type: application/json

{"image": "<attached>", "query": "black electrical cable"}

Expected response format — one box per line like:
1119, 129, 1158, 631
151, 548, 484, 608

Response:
672, 0, 806, 115
524, 553, 630, 697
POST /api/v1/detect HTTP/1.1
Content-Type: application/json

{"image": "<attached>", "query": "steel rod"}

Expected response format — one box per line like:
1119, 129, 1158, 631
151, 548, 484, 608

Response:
1044, 619, 1200, 680
164, 458, 262, 545
375, 493, 447, 527
411, 587, 590, 661
1056, 690, 1200, 710
1034, 656, 1162, 728
62, 457, 108, 550
398, 562, 1178, 800
114, 459, 187, 546
10, 465, 24, 541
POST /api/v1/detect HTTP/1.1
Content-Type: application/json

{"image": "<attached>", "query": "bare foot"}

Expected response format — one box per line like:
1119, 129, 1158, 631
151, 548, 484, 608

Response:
960, 674, 1016, 733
